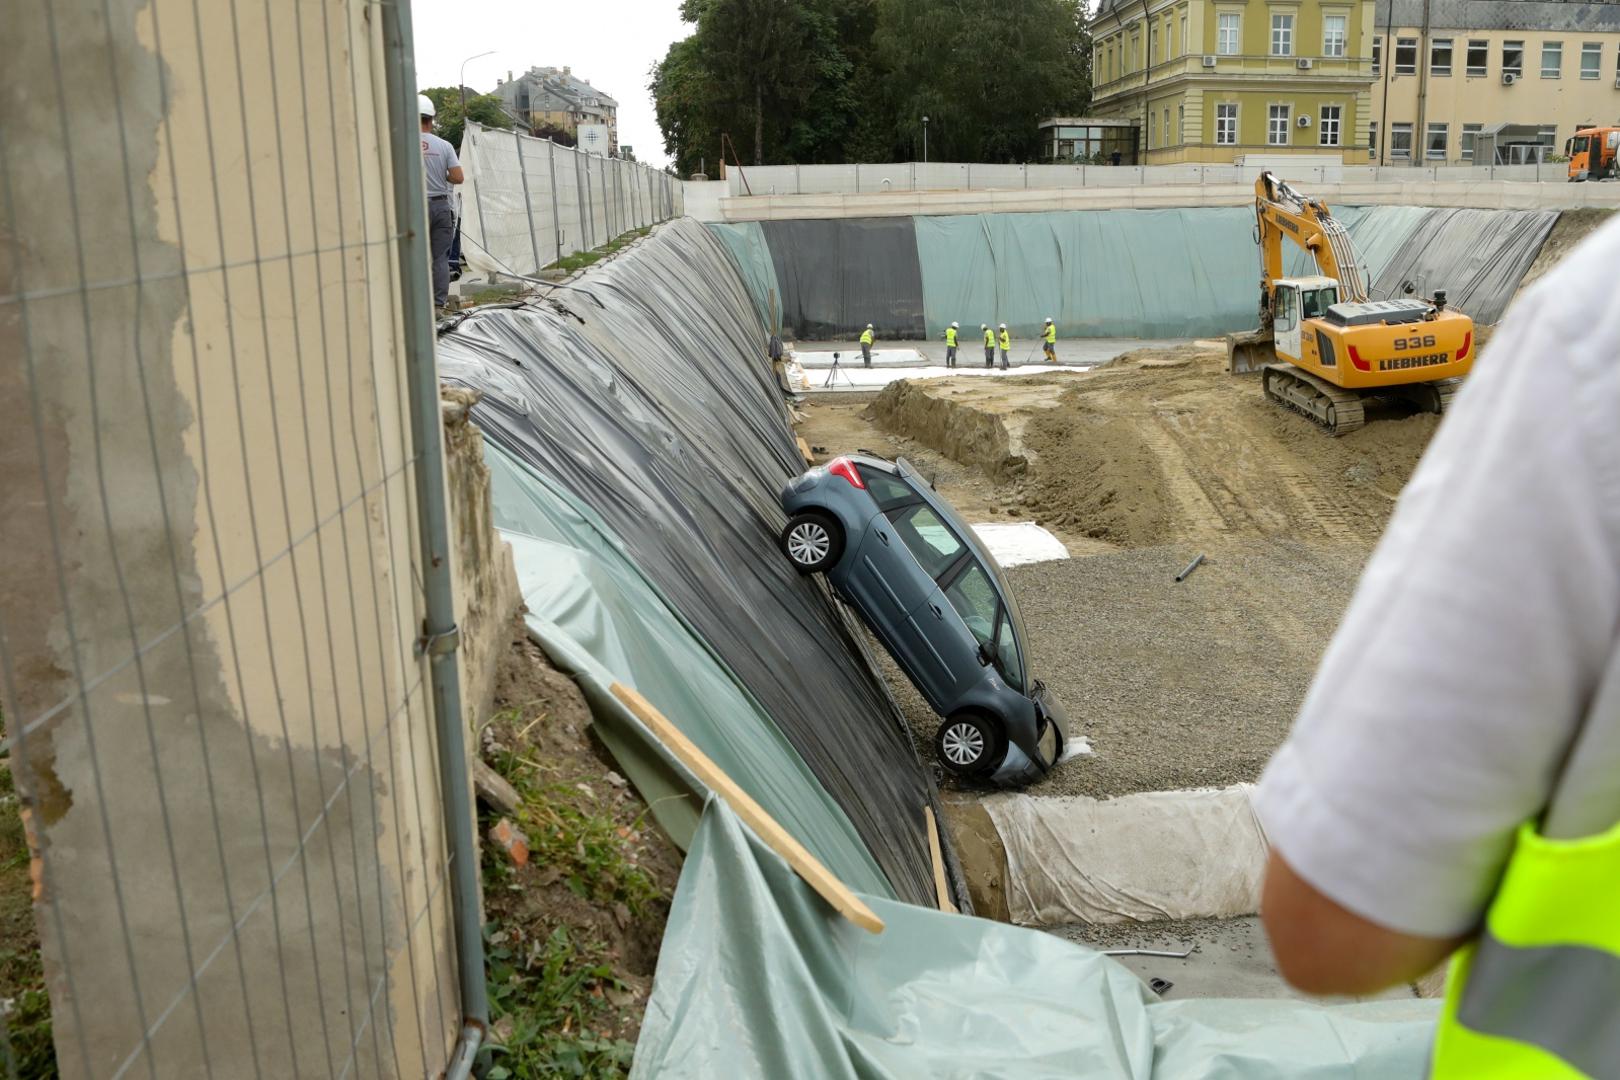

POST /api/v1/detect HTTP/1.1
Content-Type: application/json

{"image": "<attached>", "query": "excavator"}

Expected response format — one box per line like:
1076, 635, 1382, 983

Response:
1226, 172, 1476, 435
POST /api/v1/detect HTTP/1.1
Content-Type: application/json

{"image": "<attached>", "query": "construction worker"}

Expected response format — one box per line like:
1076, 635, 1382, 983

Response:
982, 324, 995, 368
1042, 317, 1058, 363
1255, 217, 1620, 1076
859, 323, 875, 368
944, 322, 960, 368
418, 94, 463, 313
997, 323, 1011, 370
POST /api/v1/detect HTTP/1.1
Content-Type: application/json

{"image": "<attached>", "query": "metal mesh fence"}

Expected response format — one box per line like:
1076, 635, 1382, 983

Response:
458, 122, 685, 279
1, 0, 478, 1077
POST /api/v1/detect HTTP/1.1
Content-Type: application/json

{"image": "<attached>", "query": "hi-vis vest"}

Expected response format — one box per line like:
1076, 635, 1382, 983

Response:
1044, 323, 1057, 344
984, 328, 995, 346
998, 329, 1011, 350
945, 327, 958, 347
1431, 815, 1620, 1077
860, 328, 874, 345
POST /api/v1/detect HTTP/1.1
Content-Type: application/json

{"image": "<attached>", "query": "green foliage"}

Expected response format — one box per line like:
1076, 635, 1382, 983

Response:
0, 758, 58, 1077
482, 926, 636, 1080
652, 0, 1090, 173
422, 87, 513, 151
546, 228, 654, 274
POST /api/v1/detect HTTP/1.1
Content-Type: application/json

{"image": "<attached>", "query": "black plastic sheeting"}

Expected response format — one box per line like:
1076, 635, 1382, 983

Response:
1368, 208, 1558, 326
437, 218, 944, 908
761, 217, 928, 340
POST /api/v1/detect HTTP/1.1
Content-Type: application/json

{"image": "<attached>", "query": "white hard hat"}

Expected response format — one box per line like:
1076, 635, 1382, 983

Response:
999, 322, 1007, 329
1045, 317, 1053, 323
866, 323, 873, 328
980, 323, 988, 329
418, 94, 436, 119
951, 321, 959, 328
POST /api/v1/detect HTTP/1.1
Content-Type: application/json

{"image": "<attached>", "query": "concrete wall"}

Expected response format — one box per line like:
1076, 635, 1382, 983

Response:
0, 1, 462, 1075
711, 178, 1620, 221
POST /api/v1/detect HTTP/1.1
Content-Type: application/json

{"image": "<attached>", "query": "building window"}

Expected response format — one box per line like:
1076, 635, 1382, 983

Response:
1395, 37, 1418, 74
1320, 105, 1342, 146
1502, 40, 1524, 77
1164, 17, 1174, 62
1164, 108, 1171, 147
1542, 41, 1562, 78
1271, 13, 1294, 56
1372, 36, 1382, 73
1461, 123, 1483, 160
1369, 120, 1379, 154
1178, 103, 1185, 143
1391, 122, 1413, 159
1148, 24, 1157, 65
1426, 122, 1449, 159
1431, 38, 1453, 75
1582, 42, 1602, 80
1218, 13, 1241, 55
1268, 104, 1291, 145
1323, 15, 1346, 57
1466, 39, 1489, 76
1180, 13, 1188, 56
1131, 33, 1140, 70
1216, 103, 1238, 144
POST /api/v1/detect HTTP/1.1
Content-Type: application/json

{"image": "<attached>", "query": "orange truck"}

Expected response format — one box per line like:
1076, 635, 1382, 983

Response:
1567, 127, 1620, 181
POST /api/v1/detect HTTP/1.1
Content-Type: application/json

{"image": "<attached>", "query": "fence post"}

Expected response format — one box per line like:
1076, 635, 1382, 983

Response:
469, 126, 490, 270
379, 4, 488, 1078
577, 149, 594, 250
514, 130, 542, 274
546, 140, 562, 265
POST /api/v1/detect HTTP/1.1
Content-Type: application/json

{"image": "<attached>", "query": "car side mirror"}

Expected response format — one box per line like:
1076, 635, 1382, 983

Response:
977, 641, 995, 666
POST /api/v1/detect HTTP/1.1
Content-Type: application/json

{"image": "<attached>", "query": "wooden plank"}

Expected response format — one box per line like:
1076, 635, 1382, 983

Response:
924, 806, 958, 914
610, 681, 885, 934
795, 435, 815, 467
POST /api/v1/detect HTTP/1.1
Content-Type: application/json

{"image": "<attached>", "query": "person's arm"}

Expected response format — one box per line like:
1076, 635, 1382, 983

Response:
1255, 227, 1620, 996
446, 141, 464, 185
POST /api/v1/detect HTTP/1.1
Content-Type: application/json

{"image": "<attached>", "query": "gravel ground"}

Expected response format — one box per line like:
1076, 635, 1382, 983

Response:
880, 539, 1367, 797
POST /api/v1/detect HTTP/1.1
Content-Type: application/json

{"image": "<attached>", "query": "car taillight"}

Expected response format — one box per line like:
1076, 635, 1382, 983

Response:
1456, 331, 1472, 362
826, 456, 866, 489
1348, 344, 1370, 372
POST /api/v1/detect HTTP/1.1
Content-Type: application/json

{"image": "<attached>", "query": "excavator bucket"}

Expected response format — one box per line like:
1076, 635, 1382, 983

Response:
1225, 329, 1276, 375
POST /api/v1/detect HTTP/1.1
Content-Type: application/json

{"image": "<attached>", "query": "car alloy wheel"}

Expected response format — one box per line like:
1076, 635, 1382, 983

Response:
940, 721, 985, 768
786, 521, 831, 566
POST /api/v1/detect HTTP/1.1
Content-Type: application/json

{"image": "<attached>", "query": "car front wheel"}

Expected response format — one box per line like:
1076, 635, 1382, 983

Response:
935, 712, 1003, 778
780, 512, 843, 574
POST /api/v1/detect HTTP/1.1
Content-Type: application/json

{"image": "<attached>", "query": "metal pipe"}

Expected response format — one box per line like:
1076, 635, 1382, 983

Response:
1175, 552, 1206, 582
379, 2, 488, 1075
1104, 948, 1193, 959
514, 129, 541, 273
546, 139, 562, 265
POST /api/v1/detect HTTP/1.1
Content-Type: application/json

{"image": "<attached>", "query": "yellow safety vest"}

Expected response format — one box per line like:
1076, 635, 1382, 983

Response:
1431, 815, 1620, 1077
1044, 324, 1057, 344
860, 328, 874, 345
998, 329, 1011, 350
984, 328, 995, 346
945, 327, 958, 347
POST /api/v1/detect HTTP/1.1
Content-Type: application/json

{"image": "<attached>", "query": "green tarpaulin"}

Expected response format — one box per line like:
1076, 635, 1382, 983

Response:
709, 220, 785, 332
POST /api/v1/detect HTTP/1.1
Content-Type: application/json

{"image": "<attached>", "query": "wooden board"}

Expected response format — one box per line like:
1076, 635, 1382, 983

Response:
795, 436, 815, 467
924, 806, 958, 914
610, 682, 885, 934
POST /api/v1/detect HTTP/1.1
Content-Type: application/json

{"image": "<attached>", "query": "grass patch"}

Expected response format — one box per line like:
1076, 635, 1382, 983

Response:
545, 227, 653, 274
0, 758, 57, 1077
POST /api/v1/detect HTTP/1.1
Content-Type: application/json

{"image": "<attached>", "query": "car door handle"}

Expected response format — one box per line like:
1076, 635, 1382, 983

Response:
877, 530, 890, 546
929, 603, 945, 619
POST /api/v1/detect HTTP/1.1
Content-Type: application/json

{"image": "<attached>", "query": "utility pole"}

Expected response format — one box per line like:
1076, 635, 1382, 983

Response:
459, 50, 496, 132
923, 115, 930, 163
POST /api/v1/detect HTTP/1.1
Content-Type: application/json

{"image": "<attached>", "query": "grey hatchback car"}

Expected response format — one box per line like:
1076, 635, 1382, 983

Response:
778, 454, 1069, 785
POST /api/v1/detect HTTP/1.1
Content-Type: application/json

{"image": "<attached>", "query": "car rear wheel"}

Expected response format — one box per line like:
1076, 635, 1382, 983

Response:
780, 512, 843, 574
935, 712, 1003, 778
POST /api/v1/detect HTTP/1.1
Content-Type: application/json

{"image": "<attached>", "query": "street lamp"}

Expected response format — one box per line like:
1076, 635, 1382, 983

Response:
922, 115, 930, 164
459, 50, 498, 127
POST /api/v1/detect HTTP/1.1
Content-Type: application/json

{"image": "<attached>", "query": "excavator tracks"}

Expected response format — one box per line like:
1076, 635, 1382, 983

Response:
1262, 364, 1366, 436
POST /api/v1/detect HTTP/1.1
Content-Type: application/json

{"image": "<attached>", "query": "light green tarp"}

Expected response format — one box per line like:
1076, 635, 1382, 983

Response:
634, 797, 1443, 1079
484, 444, 895, 899
912, 208, 1262, 340
708, 220, 784, 332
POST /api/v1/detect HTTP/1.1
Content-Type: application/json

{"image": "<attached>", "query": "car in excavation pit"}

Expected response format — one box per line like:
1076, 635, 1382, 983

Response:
778, 454, 1070, 786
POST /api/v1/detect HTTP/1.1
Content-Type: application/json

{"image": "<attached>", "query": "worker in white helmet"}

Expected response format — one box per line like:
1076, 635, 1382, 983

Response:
859, 323, 875, 368
944, 322, 960, 368
997, 323, 1011, 370
1043, 317, 1058, 364
419, 93, 465, 313
981, 324, 995, 368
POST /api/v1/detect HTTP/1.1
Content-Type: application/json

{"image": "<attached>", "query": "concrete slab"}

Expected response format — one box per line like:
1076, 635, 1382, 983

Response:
793, 337, 1182, 367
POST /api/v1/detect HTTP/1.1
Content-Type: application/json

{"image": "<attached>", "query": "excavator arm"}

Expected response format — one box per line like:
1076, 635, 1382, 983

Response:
1253, 172, 1368, 318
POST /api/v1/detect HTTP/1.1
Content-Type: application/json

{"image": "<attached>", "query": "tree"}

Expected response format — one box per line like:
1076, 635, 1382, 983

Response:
421, 87, 513, 151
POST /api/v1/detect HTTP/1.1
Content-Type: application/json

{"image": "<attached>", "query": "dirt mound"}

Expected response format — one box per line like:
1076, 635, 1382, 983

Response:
872, 379, 1024, 477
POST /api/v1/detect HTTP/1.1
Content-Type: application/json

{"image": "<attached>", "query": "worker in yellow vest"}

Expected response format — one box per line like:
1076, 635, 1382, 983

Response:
981, 324, 994, 368
944, 322, 959, 368
1254, 217, 1620, 1077
997, 323, 1011, 370
859, 324, 874, 368
1042, 317, 1058, 363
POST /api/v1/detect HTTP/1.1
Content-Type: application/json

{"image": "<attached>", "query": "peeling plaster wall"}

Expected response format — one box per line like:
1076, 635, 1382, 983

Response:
1, 1, 460, 1076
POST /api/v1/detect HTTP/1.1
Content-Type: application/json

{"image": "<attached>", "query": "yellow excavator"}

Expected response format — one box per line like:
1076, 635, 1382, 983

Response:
1227, 172, 1476, 435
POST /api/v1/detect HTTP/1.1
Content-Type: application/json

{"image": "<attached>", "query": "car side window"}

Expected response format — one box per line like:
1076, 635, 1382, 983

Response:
858, 466, 918, 510
944, 562, 997, 647
888, 505, 965, 579
995, 608, 1024, 689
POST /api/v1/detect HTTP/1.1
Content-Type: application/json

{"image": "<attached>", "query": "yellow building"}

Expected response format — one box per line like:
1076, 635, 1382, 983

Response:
1368, 0, 1620, 164
1089, 0, 1379, 163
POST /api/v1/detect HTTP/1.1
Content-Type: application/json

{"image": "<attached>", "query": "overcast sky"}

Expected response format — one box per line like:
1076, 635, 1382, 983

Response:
411, 0, 690, 167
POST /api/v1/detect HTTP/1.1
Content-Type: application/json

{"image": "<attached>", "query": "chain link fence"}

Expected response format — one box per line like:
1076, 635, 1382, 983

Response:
2, 0, 483, 1077
458, 122, 684, 280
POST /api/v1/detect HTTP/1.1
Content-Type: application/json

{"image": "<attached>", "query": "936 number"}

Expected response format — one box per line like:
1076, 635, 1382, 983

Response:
1393, 335, 1437, 350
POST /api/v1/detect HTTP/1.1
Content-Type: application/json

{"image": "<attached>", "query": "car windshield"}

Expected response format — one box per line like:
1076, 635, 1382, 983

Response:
890, 504, 965, 579
944, 563, 997, 647
1301, 287, 1336, 318
1573, 136, 1591, 155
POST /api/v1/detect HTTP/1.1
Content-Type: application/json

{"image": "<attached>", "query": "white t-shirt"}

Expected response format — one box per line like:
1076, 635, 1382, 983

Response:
420, 130, 460, 198
1254, 216, 1620, 939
